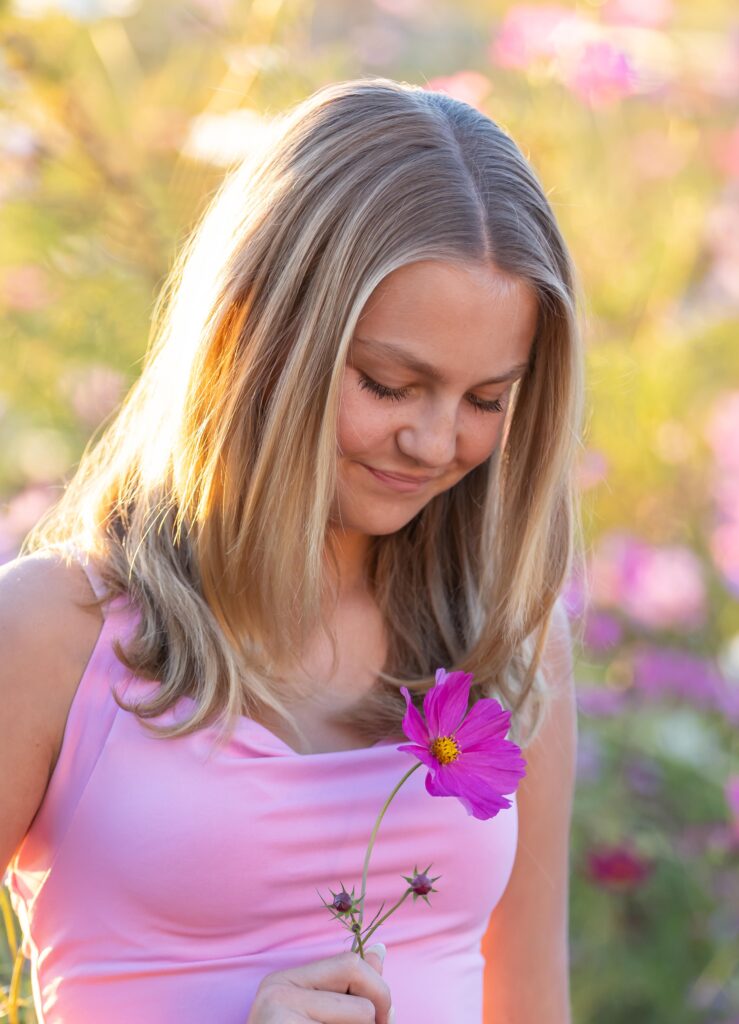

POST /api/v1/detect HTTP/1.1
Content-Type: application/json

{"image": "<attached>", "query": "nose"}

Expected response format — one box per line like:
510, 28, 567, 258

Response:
396, 405, 457, 469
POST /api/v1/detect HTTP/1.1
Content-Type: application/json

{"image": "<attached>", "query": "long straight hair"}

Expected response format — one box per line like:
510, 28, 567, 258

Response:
23, 77, 586, 750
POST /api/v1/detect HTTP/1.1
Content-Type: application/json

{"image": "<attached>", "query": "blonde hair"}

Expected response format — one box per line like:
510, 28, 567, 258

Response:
23, 76, 586, 751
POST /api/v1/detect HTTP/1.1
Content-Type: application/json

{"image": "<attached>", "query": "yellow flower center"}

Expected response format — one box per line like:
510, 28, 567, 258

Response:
430, 735, 461, 765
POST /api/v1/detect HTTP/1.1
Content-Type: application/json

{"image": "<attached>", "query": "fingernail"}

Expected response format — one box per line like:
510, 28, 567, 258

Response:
388, 1007, 396, 1023
366, 942, 386, 963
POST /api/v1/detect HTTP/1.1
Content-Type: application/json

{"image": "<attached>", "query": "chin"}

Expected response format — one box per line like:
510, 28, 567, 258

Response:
332, 499, 427, 537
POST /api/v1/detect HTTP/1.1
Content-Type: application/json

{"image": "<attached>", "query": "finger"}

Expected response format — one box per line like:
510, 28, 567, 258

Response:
292, 988, 379, 1023
273, 951, 392, 1023
362, 942, 386, 976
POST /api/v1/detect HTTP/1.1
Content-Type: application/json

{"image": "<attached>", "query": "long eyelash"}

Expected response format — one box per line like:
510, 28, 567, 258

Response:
358, 371, 504, 414
468, 395, 504, 414
358, 373, 409, 402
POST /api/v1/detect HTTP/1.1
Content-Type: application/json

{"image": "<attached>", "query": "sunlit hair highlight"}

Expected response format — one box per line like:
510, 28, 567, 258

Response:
23, 77, 586, 751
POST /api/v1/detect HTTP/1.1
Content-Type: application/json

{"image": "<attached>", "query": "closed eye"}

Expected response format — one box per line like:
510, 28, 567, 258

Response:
357, 372, 504, 414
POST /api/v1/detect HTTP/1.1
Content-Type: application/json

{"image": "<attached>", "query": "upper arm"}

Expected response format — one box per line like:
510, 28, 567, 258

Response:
482, 597, 578, 1024
0, 553, 103, 877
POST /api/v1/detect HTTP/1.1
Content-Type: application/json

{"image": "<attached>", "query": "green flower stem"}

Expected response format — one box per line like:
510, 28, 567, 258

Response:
352, 760, 423, 955
356, 888, 413, 949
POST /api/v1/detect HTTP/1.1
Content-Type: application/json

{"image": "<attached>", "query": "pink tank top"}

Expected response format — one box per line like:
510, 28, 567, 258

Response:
5, 555, 518, 1023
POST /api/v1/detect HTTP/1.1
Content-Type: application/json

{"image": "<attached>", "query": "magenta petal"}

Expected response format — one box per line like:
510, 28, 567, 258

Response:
426, 761, 515, 820
396, 743, 438, 771
423, 670, 474, 736
457, 748, 528, 789
454, 698, 512, 749
424, 762, 466, 799
400, 686, 431, 746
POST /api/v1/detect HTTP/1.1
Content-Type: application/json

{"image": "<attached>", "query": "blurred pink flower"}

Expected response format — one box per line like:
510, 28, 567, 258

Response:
564, 39, 637, 107
425, 71, 492, 111
491, 6, 638, 107
586, 843, 653, 889
491, 5, 585, 69
577, 447, 609, 490
710, 520, 739, 596
58, 364, 126, 428
676, 821, 739, 859
725, 775, 739, 832
589, 532, 707, 631
704, 390, 739, 472
632, 645, 739, 725
584, 609, 623, 652
561, 568, 587, 619
710, 475, 739, 522
713, 123, 739, 180
1, 265, 52, 312
601, 0, 673, 29
0, 484, 58, 566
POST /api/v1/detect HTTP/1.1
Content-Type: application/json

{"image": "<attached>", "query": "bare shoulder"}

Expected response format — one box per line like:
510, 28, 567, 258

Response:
0, 552, 104, 873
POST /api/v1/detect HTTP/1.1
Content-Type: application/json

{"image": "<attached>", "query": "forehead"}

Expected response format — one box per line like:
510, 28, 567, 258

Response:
354, 259, 538, 378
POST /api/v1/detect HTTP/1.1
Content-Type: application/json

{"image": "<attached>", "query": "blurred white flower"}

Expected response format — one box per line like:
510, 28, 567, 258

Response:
181, 109, 274, 168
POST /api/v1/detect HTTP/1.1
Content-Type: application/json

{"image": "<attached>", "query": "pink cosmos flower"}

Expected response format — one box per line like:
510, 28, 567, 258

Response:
397, 668, 527, 821
586, 843, 653, 889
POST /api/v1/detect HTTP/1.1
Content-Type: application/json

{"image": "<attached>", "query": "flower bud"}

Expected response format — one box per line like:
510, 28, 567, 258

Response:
332, 890, 354, 913
411, 872, 432, 895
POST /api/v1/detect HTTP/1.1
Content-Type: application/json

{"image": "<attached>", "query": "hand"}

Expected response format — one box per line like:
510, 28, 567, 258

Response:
246, 944, 394, 1023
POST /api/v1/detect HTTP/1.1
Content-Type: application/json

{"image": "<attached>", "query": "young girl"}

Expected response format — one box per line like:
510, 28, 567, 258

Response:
1, 77, 583, 1023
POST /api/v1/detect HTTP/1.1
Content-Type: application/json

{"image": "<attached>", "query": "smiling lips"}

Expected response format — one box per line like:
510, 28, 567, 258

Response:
361, 463, 439, 492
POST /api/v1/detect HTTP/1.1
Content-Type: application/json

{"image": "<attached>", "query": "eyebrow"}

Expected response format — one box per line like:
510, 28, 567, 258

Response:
353, 336, 531, 387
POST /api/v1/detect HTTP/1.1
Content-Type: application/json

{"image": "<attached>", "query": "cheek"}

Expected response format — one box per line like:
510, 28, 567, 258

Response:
457, 415, 505, 468
337, 389, 392, 456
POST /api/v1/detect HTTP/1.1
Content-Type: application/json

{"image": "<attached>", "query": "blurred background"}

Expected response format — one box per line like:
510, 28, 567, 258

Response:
1, 0, 738, 1020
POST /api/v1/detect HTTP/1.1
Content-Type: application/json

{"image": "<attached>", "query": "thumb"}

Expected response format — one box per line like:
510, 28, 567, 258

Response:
364, 942, 387, 973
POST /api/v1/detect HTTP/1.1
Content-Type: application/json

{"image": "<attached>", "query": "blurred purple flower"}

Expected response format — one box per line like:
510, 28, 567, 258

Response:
624, 755, 663, 797
589, 531, 707, 632
584, 609, 623, 653
576, 685, 632, 718
575, 731, 603, 784
676, 821, 739, 859
561, 568, 587, 620
632, 645, 739, 725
